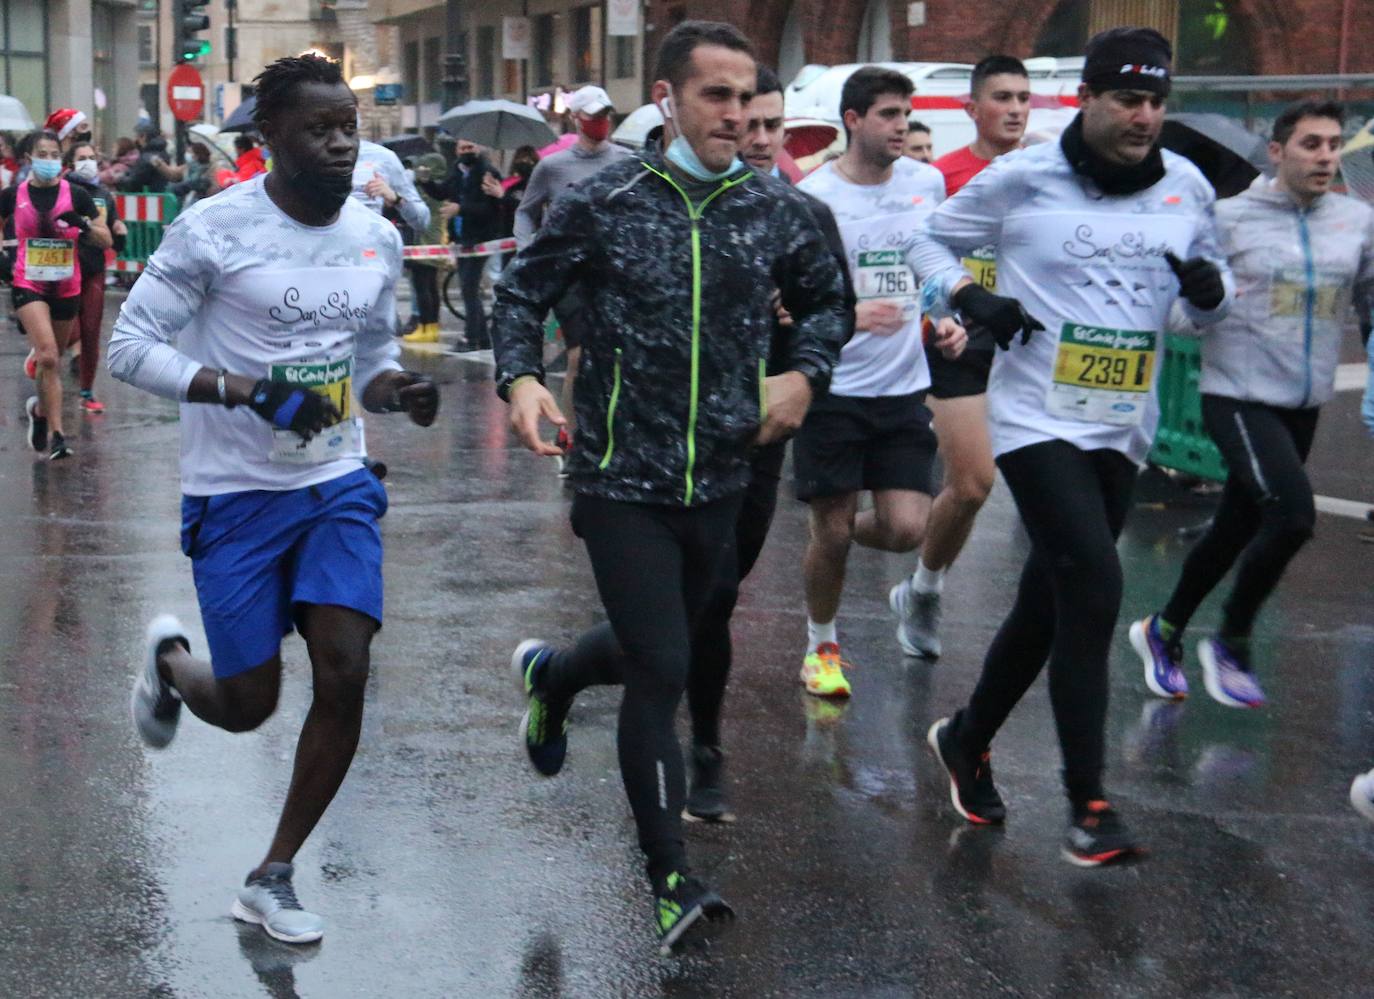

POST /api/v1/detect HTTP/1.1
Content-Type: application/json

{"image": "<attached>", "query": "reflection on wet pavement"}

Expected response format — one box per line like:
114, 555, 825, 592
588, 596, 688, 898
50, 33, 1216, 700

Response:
1, 315, 1371, 997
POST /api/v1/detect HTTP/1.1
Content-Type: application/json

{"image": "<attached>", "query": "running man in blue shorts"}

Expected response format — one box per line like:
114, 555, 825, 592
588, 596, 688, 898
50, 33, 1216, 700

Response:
108, 55, 439, 944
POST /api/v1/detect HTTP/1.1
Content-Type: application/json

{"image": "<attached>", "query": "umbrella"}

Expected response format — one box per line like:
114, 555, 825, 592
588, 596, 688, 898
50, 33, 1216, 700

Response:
612, 103, 664, 149
1160, 113, 1270, 199
538, 132, 578, 158
379, 133, 433, 159
219, 96, 257, 133
187, 123, 237, 167
1340, 119, 1374, 204
784, 119, 841, 160
437, 99, 555, 150
0, 94, 34, 131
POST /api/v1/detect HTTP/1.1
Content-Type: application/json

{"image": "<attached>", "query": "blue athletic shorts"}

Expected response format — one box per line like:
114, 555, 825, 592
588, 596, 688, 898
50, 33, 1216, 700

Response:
180, 468, 388, 678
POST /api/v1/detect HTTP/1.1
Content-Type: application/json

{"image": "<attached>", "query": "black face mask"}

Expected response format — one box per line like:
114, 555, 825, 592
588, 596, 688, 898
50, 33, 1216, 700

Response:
458, 152, 478, 167
514, 161, 534, 179
287, 166, 354, 216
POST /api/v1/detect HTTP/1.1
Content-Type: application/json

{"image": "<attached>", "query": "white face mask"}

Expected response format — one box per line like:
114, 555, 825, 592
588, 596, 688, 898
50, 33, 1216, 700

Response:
184, 150, 195, 164
71, 159, 100, 182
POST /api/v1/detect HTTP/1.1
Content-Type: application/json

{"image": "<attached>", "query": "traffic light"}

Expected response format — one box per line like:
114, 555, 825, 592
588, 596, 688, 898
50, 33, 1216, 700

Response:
173, 0, 212, 63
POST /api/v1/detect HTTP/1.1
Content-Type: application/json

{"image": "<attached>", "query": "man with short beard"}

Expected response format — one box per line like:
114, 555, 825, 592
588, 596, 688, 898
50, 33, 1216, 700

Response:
109, 54, 439, 943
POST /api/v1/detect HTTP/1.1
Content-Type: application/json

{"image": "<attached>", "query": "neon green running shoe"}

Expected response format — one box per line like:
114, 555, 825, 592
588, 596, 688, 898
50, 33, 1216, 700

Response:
655, 872, 735, 956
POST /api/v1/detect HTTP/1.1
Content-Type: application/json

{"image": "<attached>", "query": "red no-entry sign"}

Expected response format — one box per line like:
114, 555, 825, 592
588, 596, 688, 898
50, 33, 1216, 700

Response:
167, 64, 205, 123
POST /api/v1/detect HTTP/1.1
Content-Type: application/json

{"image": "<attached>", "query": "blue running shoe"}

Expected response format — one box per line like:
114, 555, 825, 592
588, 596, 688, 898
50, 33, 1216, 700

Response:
1198, 637, 1266, 709
511, 639, 571, 776
1129, 614, 1188, 700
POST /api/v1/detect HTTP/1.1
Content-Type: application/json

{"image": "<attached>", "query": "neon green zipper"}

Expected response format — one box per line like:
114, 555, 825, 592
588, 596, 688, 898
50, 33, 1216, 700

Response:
758, 357, 768, 423
641, 163, 751, 504
598, 348, 623, 470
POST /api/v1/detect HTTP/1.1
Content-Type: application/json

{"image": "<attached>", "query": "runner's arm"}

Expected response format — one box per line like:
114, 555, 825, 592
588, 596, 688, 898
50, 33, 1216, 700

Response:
492, 188, 592, 399
773, 199, 850, 394
384, 148, 431, 233
107, 211, 217, 400
1176, 195, 1234, 325
513, 159, 552, 249
905, 154, 1018, 309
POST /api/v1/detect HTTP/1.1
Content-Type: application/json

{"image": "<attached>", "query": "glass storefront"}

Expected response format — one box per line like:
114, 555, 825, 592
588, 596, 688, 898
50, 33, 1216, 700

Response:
2, 0, 48, 125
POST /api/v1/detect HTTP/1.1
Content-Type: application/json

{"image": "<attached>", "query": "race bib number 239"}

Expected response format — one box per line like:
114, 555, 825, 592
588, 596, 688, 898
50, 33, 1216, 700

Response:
1046, 322, 1156, 426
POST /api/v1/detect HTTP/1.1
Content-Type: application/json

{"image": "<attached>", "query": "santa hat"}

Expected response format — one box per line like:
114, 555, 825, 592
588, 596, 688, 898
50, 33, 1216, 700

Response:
44, 108, 88, 141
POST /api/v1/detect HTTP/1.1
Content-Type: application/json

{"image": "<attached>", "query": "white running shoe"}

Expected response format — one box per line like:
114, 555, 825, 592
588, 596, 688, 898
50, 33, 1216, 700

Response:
130, 614, 186, 749
231, 863, 325, 944
890, 578, 942, 659
1351, 770, 1374, 824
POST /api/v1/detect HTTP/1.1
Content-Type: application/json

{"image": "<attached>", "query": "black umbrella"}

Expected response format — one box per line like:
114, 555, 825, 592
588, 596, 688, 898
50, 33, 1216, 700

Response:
219, 96, 257, 134
379, 134, 433, 159
1160, 113, 1270, 199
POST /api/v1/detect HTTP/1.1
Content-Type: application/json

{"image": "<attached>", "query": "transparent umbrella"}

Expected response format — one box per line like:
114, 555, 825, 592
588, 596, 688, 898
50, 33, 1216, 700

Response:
1341, 119, 1374, 204
0, 94, 35, 131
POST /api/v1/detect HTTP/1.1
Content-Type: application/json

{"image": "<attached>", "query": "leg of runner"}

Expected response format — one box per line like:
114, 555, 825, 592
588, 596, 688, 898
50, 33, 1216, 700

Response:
932, 440, 1142, 866
18, 300, 72, 458
853, 489, 930, 553
900, 393, 996, 658
517, 494, 741, 953
77, 269, 106, 411
255, 604, 371, 869
801, 493, 858, 698
1141, 399, 1317, 708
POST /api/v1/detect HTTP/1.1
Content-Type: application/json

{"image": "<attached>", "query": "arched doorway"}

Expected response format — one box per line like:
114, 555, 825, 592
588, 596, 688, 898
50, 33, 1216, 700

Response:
779, 3, 807, 84
857, 0, 893, 63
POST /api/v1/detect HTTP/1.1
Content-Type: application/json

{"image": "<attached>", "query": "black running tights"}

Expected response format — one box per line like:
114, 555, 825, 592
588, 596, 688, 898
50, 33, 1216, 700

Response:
541, 492, 742, 884
1162, 396, 1318, 639
957, 440, 1137, 806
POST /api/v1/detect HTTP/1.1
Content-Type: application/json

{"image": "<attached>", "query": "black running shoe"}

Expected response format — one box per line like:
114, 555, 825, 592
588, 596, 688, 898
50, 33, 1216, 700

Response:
1062, 800, 1145, 868
25, 395, 47, 452
927, 715, 1006, 825
684, 744, 735, 824
654, 872, 735, 956
48, 431, 72, 461
511, 639, 571, 777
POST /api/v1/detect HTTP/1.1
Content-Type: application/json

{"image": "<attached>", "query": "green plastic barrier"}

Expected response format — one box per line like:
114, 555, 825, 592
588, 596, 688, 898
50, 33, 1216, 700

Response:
114, 191, 180, 273
1148, 333, 1228, 482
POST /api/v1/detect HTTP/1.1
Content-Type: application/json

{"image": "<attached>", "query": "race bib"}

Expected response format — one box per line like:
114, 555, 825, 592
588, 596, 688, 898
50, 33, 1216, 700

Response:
855, 250, 919, 325
25, 238, 75, 281
964, 246, 997, 292
1046, 322, 1156, 426
266, 356, 366, 464
1270, 266, 1341, 324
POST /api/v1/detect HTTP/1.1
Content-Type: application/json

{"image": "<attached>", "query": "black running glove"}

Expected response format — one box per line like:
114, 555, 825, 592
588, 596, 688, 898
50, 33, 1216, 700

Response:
1164, 251, 1225, 311
952, 282, 1045, 350
57, 210, 91, 233
246, 380, 338, 439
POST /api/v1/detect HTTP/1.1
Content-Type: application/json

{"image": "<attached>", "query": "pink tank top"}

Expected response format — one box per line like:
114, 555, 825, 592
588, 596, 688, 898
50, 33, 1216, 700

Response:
14, 178, 83, 297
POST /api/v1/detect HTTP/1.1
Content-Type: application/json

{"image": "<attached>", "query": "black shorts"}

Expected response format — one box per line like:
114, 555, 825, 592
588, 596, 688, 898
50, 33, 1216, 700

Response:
793, 391, 937, 501
927, 343, 992, 400
13, 288, 80, 322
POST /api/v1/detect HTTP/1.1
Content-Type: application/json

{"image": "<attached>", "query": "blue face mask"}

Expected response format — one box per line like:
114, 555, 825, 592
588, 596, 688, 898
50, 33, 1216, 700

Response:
664, 135, 742, 183
30, 158, 62, 182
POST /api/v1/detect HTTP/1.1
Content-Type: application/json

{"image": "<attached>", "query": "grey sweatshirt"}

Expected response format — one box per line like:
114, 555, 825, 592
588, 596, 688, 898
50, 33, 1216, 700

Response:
514, 141, 630, 248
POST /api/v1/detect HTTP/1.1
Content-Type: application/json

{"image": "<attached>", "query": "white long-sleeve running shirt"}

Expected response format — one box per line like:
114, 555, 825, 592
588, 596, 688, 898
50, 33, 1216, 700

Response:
908, 142, 1233, 463
108, 175, 404, 496
799, 156, 947, 398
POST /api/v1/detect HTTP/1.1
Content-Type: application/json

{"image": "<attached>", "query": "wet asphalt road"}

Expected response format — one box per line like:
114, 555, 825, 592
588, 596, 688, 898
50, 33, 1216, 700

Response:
1, 296, 1372, 998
